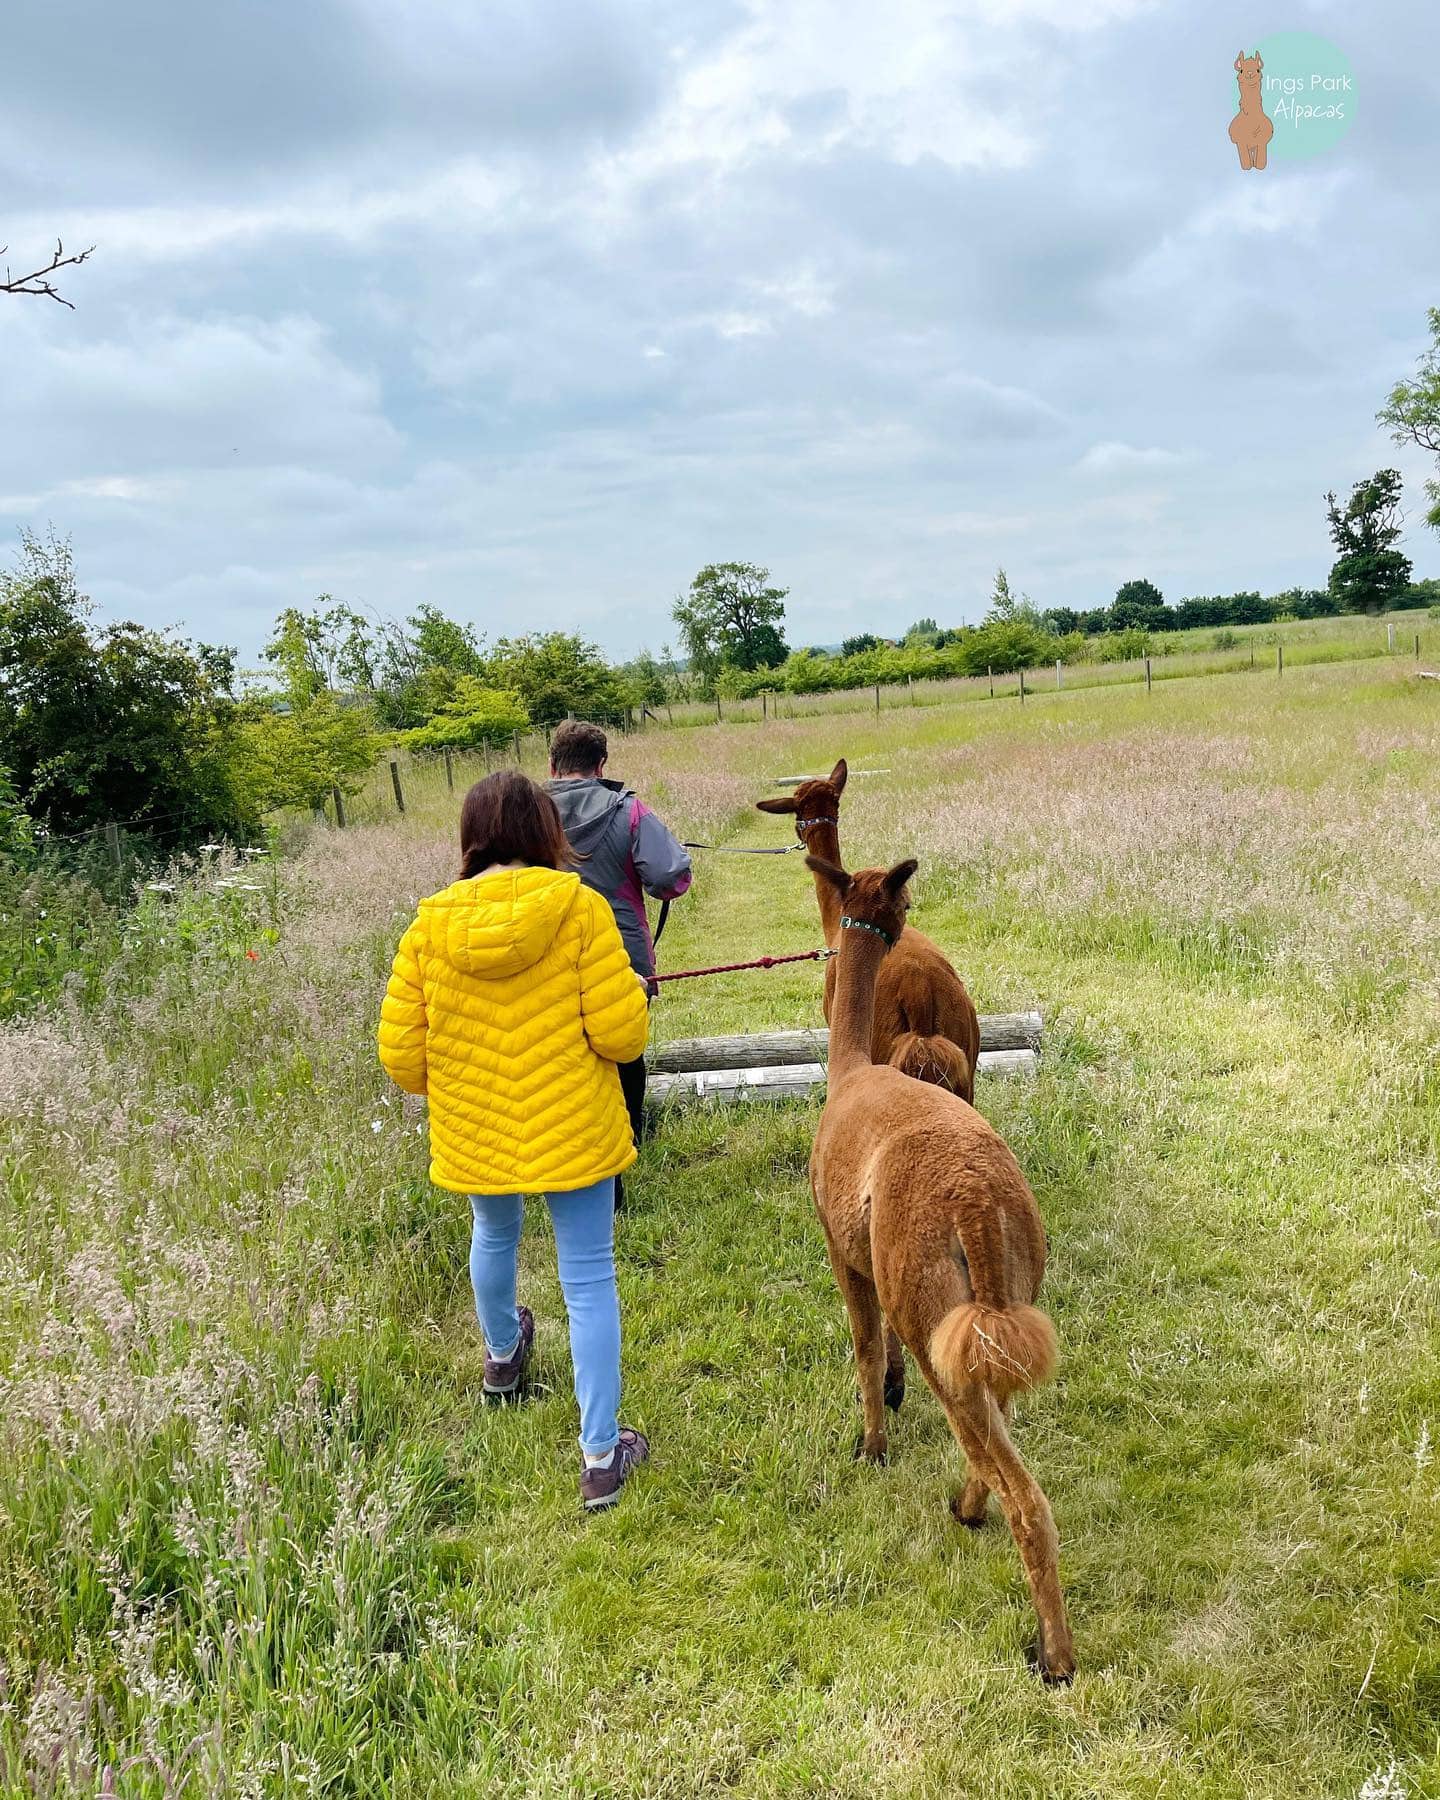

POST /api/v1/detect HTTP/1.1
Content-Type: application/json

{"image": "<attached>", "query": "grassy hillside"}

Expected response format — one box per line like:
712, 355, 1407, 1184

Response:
2, 659, 1438, 1795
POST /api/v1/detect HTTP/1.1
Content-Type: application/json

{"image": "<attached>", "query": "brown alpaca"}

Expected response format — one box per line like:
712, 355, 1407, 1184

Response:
1229, 51, 1273, 170
757, 760, 980, 1102
806, 852, 1074, 1683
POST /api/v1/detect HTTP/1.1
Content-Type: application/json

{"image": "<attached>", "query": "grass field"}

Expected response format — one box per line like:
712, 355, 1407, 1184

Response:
3, 659, 1439, 1795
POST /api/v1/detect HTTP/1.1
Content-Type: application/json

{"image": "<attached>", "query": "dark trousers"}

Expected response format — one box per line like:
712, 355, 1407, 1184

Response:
614, 1056, 647, 1211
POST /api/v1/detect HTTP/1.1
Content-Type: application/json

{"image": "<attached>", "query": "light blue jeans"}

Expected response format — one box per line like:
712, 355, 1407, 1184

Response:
469, 1176, 621, 1457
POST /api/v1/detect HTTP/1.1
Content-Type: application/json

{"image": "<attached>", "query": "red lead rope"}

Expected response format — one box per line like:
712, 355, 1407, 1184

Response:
652, 946, 837, 984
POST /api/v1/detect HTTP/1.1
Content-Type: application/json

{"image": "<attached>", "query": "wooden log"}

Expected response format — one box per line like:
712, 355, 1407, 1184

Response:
772, 769, 891, 788
648, 1047, 1037, 1106
649, 1012, 1042, 1074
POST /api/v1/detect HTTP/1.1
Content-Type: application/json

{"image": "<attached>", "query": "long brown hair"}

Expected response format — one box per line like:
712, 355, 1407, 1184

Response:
459, 771, 574, 879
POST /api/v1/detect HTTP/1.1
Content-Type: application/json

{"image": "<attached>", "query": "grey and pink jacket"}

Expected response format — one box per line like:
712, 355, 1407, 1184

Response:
546, 777, 692, 981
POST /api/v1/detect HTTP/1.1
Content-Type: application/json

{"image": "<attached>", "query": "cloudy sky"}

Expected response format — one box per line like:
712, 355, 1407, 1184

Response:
2, 0, 1438, 665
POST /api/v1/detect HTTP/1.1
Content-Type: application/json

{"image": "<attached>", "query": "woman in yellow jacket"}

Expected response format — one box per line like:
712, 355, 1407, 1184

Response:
379, 770, 652, 1510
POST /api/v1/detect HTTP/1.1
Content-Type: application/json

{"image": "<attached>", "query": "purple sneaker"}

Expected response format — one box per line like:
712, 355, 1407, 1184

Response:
482, 1306, 534, 1403
580, 1427, 650, 1511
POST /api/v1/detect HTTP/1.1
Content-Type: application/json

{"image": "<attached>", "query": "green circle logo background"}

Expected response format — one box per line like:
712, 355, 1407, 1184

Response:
1230, 32, 1357, 159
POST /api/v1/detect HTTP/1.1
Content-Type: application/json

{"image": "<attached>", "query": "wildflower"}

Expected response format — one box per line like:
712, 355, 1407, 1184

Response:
245, 949, 259, 961
1359, 1760, 1407, 1799
371, 1119, 383, 1133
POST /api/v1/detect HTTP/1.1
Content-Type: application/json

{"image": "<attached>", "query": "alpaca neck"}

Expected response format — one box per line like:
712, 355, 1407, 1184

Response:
1239, 82, 1263, 115
828, 922, 888, 1083
804, 820, 845, 943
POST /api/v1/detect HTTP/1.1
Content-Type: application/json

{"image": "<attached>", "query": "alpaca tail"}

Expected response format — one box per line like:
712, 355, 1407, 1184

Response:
889, 1031, 972, 1096
929, 1301, 1057, 1401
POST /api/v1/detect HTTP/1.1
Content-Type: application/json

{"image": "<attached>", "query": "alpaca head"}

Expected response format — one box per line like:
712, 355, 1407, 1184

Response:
1234, 50, 1263, 90
803, 853, 917, 947
755, 758, 848, 843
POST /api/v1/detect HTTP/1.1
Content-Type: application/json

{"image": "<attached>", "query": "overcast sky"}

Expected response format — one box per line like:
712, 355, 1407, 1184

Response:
2, 0, 1438, 665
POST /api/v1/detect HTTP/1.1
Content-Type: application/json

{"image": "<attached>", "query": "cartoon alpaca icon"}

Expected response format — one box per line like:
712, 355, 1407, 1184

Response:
1229, 51, 1274, 170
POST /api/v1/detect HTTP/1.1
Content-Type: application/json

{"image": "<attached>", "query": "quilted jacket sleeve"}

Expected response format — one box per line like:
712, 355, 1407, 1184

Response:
378, 920, 429, 1095
577, 891, 650, 1065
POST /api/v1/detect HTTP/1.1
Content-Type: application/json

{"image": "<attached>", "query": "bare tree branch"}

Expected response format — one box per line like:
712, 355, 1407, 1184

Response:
1, 239, 96, 308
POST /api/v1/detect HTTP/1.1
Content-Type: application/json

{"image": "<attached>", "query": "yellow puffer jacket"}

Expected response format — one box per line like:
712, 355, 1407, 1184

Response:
378, 867, 650, 1195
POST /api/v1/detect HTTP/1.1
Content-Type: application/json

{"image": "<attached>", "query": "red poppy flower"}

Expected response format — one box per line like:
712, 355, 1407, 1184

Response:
245, 948, 259, 961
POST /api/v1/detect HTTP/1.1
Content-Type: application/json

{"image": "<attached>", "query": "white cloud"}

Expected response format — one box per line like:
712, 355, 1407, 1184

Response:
1076, 441, 1200, 476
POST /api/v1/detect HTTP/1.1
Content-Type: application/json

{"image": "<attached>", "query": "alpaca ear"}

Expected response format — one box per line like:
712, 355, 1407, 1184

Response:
1234, 51, 1244, 69
1254, 53, 1262, 70
884, 858, 919, 897
804, 854, 852, 895
828, 758, 848, 795
756, 794, 797, 815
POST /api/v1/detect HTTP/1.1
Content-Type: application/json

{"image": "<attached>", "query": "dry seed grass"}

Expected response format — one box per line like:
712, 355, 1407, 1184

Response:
1, 657, 1438, 1796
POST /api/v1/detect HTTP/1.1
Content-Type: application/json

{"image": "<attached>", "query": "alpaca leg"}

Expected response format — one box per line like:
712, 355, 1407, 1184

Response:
831, 1258, 888, 1462
883, 1321, 906, 1412
1234, 140, 1249, 169
1254, 140, 1268, 169
941, 1385, 1075, 1683
951, 1394, 1010, 1528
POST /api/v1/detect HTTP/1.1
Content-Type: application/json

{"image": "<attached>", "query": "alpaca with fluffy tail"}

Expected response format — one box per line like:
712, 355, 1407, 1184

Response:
756, 759, 979, 1100
807, 851, 1075, 1682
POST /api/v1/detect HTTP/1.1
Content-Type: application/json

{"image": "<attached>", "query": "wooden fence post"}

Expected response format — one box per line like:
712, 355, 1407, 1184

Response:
762, 691, 768, 721
389, 758, 406, 812
908, 674, 915, 704
1277, 643, 1284, 676
1417, 633, 1422, 660
1145, 656, 1152, 694
105, 821, 122, 872
1388, 623, 1396, 653
444, 747, 454, 791
1019, 668, 1026, 703
331, 785, 346, 828
988, 665, 994, 698
1250, 646, 1255, 669
874, 683, 880, 714
512, 730, 522, 762
1055, 659, 1062, 690
716, 698, 723, 723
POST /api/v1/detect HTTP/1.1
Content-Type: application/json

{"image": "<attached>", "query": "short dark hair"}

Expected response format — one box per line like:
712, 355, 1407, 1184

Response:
550, 720, 609, 776
459, 771, 574, 879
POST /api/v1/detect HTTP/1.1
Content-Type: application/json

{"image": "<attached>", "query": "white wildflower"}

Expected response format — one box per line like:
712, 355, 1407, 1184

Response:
1359, 1758, 1407, 1799
1415, 1421, 1431, 1474
371, 1119, 383, 1133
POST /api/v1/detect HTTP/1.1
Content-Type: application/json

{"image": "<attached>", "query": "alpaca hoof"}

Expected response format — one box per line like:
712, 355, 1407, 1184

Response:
949, 1492, 987, 1530
1025, 1640, 1076, 1687
852, 1432, 887, 1465
883, 1374, 905, 1412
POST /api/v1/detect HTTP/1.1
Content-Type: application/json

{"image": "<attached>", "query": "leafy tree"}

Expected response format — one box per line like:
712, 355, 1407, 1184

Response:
1040, 606, 1079, 635
620, 650, 669, 710
672, 562, 789, 691
485, 632, 630, 726
1325, 471, 1413, 613
0, 532, 253, 845
986, 568, 1018, 623
411, 604, 485, 678
1109, 579, 1170, 631
0, 766, 33, 863
904, 617, 941, 647
1379, 307, 1440, 531
237, 695, 380, 815
841, 633, 879, 657
399, 680, 528, 752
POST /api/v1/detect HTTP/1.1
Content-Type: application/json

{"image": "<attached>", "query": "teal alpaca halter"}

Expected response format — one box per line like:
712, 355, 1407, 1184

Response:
840, 915, 896, 949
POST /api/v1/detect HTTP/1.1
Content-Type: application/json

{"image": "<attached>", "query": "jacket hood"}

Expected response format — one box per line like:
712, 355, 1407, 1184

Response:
546, 776, 630, 848
420, 868, 582, 977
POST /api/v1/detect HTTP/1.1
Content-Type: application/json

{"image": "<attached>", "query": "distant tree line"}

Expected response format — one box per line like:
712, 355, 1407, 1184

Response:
6, 292, 1440, 879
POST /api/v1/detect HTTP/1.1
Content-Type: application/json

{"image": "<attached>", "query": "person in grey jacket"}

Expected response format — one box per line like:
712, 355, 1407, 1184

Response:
546, 720, 692, 1194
